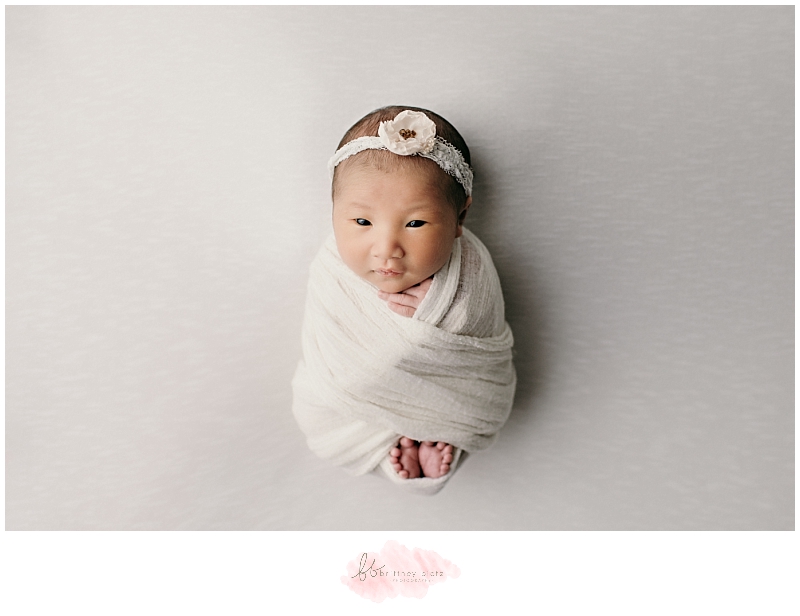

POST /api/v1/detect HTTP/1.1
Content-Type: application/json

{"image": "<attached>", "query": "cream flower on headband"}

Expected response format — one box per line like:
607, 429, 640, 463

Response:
377, 110, 436, 155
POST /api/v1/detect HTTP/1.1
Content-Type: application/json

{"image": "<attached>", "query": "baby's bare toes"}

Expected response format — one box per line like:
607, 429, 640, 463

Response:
399, 437, 415, 447
443, 453, 453, 464
398, 470, 409, 479
436, 442, 446, 451
441, 464, 450, 474
390, 447, 401, 457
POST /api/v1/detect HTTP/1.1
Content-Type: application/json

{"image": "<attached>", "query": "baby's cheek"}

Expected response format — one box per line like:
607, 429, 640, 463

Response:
428, 242, 455, 274
337, 244, 365, 275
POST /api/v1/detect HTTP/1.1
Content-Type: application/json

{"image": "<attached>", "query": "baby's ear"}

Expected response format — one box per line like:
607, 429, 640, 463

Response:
455, 197, 472, 237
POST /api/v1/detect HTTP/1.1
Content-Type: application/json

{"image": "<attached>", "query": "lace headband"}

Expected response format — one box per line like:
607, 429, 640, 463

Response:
328, 110, 474, 197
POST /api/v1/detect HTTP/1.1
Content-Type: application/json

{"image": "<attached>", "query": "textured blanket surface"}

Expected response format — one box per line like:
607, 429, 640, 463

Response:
292, 228, 516, 492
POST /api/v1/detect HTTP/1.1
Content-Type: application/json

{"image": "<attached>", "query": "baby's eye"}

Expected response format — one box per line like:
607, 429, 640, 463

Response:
355, 218, 371, 226
406, 220, 426, 228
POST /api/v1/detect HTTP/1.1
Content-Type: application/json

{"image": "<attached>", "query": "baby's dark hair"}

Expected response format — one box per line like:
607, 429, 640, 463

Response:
331, 105, 472, 212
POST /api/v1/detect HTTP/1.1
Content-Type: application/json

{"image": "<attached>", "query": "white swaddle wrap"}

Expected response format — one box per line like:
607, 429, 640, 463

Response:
292, 228, 516, 494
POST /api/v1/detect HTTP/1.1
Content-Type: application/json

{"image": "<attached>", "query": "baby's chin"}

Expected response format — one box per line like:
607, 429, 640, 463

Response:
371, 274, 427, 294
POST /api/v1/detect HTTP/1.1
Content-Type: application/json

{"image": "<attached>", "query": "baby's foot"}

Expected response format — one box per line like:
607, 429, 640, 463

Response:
418, 441, 454, 479
389, 437, 421, 479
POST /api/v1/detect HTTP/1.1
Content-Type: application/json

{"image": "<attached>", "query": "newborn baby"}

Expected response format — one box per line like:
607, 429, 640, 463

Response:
293, 106, 516, 494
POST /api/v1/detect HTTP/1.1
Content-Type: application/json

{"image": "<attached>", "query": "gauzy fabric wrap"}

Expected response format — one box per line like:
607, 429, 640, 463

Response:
292, 228, 516, 494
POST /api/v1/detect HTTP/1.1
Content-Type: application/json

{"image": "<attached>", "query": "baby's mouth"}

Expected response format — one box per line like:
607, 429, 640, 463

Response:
374, 268, 403, 277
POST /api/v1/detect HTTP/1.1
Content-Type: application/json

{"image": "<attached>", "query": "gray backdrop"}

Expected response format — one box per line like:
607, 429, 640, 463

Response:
6, 6, 794, 530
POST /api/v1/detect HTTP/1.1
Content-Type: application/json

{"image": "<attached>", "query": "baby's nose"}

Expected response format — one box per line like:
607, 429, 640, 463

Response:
372, 233, 404, 260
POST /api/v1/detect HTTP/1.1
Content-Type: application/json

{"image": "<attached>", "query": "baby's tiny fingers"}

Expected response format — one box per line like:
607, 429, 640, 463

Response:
404, 277, 433, 299
383, 292, 419, 308
388, 301, 416, 318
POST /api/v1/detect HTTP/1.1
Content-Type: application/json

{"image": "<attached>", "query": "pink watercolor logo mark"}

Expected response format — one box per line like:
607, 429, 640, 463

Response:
342, 540, 461, 602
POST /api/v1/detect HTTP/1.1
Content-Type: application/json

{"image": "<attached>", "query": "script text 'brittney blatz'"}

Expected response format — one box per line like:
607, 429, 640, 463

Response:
351, 552, 445, 583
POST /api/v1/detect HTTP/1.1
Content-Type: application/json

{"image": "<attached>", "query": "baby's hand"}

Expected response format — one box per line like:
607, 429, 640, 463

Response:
377, 277, 433, 318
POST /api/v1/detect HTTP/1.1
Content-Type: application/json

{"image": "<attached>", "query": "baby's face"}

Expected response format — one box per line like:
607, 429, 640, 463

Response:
333, 163, 463, 294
